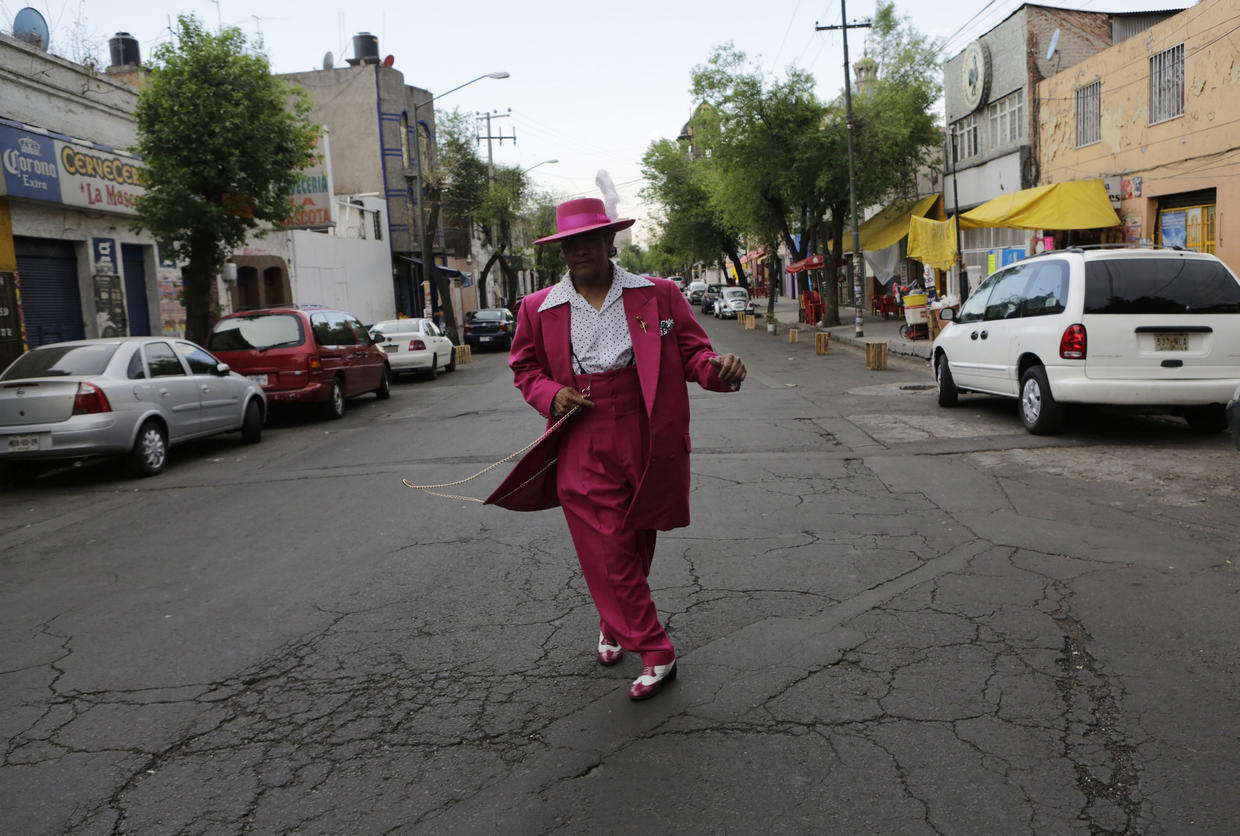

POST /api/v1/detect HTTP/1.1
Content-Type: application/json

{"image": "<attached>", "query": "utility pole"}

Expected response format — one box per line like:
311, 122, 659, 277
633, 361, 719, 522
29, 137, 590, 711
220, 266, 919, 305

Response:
476, 109, 515, 180
816, 2, 871, 337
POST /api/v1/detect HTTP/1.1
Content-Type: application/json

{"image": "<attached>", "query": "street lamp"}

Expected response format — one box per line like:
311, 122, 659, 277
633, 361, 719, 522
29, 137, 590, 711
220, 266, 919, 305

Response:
411, 71, 508, 333
521, 159, 559, 175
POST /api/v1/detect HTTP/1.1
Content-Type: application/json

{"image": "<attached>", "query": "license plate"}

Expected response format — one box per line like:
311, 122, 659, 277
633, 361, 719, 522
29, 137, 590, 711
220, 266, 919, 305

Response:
246, 374, 269, 385
1154, 334, 1188, 351
480, 336, 492, 342
7, 434, 40, 452
382, 344, 398, 353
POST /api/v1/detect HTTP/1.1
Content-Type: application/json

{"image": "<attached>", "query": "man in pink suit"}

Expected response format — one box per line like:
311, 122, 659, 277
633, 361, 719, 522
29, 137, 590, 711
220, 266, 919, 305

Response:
486, 198, 746, 700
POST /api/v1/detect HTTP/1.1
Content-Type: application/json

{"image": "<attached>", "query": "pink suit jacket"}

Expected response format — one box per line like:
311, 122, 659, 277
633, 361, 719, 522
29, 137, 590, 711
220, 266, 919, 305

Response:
484, 276, 735, 530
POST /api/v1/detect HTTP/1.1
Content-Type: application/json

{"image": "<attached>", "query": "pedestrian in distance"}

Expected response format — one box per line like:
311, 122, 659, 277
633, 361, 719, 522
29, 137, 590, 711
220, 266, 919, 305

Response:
484, 197, 746, 700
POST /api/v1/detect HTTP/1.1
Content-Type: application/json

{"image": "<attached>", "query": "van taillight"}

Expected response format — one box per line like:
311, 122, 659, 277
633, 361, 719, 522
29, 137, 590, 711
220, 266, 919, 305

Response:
72, 382, 111, 415
308, 355, 322, 373
1060, 324, 1087, 359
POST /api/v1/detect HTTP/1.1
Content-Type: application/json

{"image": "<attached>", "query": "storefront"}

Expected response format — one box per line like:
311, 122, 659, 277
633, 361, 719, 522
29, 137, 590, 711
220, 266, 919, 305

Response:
0, 121, 186, 350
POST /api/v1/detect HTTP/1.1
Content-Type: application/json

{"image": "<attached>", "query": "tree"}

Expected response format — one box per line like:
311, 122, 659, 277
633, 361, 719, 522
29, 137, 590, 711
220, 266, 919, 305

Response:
476, 165, 528, 308
689, 6, 941, 324
529, 196, 567, 289
641, 130, 748, 290
131, 15, 318, 344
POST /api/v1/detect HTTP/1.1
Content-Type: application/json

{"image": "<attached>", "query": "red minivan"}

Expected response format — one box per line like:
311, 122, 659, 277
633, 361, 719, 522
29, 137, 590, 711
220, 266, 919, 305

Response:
207, 305, 391, 419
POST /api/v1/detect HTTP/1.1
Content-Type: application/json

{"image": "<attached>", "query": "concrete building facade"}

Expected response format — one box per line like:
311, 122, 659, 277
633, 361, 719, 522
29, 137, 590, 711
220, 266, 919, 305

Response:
941, 4, 1179, 293
1038, 0, 1238, 273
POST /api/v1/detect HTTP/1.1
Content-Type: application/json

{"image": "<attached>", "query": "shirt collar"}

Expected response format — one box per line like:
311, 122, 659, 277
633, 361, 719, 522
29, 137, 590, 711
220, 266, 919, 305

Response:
538, 265, 654, 312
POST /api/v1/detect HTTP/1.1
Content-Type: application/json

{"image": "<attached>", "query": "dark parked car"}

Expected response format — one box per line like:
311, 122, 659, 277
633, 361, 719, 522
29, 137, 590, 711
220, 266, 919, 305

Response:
206, 305, 391, 420
701, 283, 725, 313
464, 308, 516, 351
0, 337, 266, 479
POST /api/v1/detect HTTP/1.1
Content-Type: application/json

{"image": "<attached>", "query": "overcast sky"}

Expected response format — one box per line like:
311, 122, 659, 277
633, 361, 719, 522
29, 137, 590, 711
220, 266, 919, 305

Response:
6, 0, 1190, 243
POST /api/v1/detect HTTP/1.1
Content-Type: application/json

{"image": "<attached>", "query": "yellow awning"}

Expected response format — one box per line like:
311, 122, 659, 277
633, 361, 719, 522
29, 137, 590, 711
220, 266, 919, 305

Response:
959, 180, 1120, 230
907, 215, 959, 271
857, 194, 942, 251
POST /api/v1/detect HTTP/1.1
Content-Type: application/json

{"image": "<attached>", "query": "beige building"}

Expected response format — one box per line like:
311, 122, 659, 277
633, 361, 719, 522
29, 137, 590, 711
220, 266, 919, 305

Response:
1039, 0, 1237, 271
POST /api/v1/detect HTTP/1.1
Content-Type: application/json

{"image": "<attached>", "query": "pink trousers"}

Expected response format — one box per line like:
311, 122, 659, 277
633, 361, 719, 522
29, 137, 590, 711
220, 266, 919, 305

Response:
556, 365, 676, 666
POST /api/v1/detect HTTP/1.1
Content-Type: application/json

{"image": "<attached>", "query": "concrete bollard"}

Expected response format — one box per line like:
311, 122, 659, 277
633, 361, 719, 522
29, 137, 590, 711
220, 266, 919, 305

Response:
866, 341, 888, 370
815, 331, 830, 355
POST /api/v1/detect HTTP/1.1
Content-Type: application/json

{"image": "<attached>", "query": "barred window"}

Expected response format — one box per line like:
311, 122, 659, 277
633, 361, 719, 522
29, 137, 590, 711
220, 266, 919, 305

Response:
1149, 44, 1184, 124
1075, 81, 1101, 147
951, 113, 981, 163
988, 89, 1025, 146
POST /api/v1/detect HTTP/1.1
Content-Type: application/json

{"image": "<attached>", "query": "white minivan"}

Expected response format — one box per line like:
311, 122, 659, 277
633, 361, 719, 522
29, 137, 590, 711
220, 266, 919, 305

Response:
932, 247, 1240, 434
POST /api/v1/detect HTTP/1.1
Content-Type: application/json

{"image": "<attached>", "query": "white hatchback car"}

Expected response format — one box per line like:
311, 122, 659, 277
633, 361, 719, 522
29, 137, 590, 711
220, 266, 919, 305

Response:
369, 318, 456, 380
933, 248, 1240, 434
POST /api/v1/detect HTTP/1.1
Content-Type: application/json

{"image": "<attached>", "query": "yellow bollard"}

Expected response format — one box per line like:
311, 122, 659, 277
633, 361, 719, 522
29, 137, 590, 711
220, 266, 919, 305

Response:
815, 331, 830, 355
745, 314, 756, 330
455, 344, 472, 365
865, 341, 888, 370
788, 328, 799, 344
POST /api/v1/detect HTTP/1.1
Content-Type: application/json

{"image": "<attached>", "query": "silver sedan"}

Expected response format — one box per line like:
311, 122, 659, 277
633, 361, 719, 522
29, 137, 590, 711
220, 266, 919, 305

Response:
0, 337, 266, 479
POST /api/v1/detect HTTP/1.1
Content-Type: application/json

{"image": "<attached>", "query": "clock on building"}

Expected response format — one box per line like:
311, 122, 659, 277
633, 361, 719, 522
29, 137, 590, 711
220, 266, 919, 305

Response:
961, 41, 991, 113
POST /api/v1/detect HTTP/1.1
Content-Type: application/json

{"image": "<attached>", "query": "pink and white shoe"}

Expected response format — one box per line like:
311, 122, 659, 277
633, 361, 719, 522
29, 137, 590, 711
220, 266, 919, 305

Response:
628, 658, 677, 700
597, 633, 623, 666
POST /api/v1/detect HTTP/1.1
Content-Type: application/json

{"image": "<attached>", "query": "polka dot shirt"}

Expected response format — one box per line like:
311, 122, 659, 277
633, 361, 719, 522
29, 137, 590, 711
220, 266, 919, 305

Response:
538, 266, 654, 373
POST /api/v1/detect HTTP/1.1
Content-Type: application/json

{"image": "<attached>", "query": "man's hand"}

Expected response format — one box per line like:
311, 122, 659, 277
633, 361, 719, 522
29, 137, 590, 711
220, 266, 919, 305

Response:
709, 353, 746, 386
552, 386, 594, 417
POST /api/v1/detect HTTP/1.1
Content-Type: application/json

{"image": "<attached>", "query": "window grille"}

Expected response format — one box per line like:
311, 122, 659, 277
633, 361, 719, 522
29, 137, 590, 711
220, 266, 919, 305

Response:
1075, 82, 1101, 147
987, 89, 1025, 146
1149, 44, 1184, 124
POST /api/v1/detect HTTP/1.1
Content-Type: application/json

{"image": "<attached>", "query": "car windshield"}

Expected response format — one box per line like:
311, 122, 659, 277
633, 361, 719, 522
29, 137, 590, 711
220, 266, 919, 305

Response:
723, 288, 748, 300
207, 314, 305, 351
1084, 258, 1240, 314
474, 310, 505, 321
1, 343, 120, 380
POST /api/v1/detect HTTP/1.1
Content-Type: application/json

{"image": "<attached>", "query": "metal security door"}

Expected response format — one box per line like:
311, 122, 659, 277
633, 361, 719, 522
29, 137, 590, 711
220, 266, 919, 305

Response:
122, 244, 152, 335
13, 237, 84, 347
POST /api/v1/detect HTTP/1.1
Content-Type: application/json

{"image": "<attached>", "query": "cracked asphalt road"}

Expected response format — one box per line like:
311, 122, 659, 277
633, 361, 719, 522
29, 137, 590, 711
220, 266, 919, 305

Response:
2, 311, 1238, 835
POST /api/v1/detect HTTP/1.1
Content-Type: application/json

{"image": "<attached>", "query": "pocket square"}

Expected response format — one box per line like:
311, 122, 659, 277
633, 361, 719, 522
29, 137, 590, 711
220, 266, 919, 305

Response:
659, 318, 674, 336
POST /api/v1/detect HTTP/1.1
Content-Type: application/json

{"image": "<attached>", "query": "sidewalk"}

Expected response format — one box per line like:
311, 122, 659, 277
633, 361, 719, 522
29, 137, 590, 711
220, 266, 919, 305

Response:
757, 296, 933, 361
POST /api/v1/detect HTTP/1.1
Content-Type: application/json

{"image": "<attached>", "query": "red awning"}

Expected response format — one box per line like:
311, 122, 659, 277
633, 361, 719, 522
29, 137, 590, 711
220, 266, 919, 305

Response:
785, 254, 825, 273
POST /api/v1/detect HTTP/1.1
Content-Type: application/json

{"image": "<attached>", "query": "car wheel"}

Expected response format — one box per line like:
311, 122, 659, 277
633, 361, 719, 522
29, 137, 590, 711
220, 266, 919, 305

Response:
376, 365, 392, 400
425, 357, 438, 381
446, 346, 457, 372
1184, 404, 1226, 433
936, 354, 959, 407
127, 420, 168, 477
1019, 366, 1063, 435
324, 377, 346, 420
241, 399, 263, 444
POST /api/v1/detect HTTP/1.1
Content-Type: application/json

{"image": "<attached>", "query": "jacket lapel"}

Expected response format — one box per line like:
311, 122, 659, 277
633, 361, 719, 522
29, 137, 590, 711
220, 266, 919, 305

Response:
624, 287, 661, 414
540, 302, 574, 386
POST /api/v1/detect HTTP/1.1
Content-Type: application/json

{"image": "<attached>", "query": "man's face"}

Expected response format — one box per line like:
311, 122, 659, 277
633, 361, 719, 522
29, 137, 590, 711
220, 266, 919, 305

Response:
561, 229, 613, 284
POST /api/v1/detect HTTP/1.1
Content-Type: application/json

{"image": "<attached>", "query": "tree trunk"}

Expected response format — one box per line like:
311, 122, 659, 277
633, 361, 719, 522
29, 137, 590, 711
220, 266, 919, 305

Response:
424, 200, 460, 344
184, 235, 219, 346
821, 210, 846, 327
478, 252, 500, 308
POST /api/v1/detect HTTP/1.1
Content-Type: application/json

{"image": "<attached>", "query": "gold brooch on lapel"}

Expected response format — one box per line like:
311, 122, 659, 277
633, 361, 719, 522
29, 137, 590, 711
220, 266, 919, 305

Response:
636, 315, 647, 333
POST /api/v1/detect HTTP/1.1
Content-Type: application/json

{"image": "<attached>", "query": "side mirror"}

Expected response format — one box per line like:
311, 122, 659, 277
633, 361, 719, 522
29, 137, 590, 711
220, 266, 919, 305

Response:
937, 307, 955, 322
215, 362, 232, 376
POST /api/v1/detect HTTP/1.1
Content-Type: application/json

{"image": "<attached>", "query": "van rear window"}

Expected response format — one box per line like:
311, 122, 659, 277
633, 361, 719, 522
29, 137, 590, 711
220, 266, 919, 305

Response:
208, 314, 305, 351
1085, 258, 1240, 314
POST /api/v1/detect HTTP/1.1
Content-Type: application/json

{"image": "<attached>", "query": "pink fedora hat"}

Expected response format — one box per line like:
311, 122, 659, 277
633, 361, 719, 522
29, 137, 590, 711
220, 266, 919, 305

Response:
532, 197, 635, 246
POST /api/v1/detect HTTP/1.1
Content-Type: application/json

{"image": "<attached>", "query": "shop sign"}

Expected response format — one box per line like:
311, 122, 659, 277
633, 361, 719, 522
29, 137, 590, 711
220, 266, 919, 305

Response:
282, 132, 333, 229
93, 237, 118, 273
0, 124, 144, 216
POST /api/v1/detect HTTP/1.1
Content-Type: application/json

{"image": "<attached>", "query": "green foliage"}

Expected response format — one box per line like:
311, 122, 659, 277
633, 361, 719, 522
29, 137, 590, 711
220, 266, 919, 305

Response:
433, 109, 489, 230
617, 244, 647, 275
529, 197, 567, 287
130, 14, 317, 341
